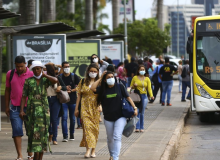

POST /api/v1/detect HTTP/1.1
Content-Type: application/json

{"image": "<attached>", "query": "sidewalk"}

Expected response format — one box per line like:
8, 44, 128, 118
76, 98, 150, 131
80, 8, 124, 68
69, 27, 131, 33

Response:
0, 81, 190, 160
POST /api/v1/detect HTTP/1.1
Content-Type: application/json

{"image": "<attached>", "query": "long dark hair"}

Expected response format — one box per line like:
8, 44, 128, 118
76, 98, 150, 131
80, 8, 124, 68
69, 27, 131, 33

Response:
116, 62, 123, 69
85, 63, 100, 86
90, 54, 102, 67
97, 71, 114, 106
45, 64, 55, 77
136, 64, 147, 76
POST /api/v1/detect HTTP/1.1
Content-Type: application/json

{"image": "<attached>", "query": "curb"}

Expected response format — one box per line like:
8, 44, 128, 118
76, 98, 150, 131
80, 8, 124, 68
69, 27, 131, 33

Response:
160, 105, 190, 160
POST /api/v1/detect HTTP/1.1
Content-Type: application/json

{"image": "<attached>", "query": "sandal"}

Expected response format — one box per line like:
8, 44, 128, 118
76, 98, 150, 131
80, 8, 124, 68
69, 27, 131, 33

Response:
15, 158, 23, 160
140, 130, 144, 133
90, 154, 96, 158
27, 155, 34, 160
135, 129, 140, 132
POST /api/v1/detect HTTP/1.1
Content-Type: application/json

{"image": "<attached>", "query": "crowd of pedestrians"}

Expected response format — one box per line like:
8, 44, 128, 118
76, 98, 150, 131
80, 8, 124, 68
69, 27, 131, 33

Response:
4, 54, 191, 160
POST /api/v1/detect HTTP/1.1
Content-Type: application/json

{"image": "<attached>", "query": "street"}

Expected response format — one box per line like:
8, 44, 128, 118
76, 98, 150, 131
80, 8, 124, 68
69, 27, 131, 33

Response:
175, 111, 220, 160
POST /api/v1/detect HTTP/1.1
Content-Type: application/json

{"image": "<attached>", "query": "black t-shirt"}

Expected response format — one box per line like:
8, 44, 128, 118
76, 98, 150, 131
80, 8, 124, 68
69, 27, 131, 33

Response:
125, 62, 139, 77
61, 73, 80, 104
96, 83, 129, 122
159, 64, 177, 81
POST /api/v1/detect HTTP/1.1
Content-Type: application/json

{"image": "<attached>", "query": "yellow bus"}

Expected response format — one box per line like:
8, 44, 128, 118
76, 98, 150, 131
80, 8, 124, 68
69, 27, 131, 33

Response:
187, 15, 220, 122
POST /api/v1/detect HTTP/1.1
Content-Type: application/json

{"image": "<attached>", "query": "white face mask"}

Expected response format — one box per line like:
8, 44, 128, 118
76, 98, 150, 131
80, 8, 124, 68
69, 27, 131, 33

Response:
64, 68, 70, 74
33, 72, 42, 79
93, 58, 98, 63
106, 77, 115, 86
89, 72, 97, 78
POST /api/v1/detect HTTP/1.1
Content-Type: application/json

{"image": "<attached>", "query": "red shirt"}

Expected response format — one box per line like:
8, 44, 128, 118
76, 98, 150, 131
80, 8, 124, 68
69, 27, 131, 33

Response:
6, 67, 33, 106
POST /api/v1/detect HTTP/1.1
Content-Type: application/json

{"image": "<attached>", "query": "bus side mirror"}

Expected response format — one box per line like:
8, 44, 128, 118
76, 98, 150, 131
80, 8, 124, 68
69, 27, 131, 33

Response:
186, 36, 193, 54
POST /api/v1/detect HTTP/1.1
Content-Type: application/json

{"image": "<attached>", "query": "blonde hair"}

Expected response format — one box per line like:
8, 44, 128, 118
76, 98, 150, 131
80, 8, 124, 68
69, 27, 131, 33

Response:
178, 60, 182, 64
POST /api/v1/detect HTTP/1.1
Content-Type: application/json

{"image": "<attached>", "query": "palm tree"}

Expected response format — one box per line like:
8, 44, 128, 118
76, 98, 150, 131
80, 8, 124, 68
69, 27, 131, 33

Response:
112, 0, 119, 30
85, 0, 93, 30
42, 0, 56, 22
19, 0, 26, 24
26, 0, 36, 24
67, 0, 75, 15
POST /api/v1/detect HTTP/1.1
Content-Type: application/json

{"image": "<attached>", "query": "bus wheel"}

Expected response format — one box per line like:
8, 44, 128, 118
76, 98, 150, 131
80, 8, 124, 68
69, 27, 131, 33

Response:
199, 113, 208, 122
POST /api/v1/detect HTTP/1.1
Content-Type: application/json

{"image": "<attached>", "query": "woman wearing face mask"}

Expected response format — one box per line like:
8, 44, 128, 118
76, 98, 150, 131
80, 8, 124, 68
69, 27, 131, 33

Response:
91, 71, 138, 160
74, 64, 101, 158
131, 65, 154, 133
19, 61, 58, 160
91, 54, 109, 76
45, 64, 67, 145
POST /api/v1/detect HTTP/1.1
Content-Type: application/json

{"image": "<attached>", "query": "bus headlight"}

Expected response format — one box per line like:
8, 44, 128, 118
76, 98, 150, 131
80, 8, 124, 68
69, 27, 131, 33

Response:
196, 83, 212, 99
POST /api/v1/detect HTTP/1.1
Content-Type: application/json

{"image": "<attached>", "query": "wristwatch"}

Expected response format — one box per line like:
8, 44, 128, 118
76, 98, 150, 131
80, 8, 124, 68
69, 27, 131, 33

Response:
134, 107, 137, 110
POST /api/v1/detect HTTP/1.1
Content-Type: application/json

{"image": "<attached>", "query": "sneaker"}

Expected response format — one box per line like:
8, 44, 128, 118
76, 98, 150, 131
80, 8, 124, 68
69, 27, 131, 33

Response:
181, 100, 186, 102
69, 134, 75, 141
167, 103, 172, 106
186, 97, 191, 100
161, 103, 165, 106
62, 136, 68, 142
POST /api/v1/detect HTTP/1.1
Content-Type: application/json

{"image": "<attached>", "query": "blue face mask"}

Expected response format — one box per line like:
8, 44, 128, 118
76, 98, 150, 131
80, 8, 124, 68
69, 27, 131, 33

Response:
139, 71, 146, 75
106, 77, 115, 85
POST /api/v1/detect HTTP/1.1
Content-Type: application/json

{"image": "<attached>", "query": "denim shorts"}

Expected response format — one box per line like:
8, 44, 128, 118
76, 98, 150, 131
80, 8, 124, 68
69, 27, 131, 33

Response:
10, 105, 26, 138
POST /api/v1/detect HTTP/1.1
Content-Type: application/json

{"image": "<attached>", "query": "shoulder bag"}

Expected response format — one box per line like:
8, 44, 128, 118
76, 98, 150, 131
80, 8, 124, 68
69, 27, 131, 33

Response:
117, 84, 134, 118
128, 89, 141, 103
57, 75, 70, 103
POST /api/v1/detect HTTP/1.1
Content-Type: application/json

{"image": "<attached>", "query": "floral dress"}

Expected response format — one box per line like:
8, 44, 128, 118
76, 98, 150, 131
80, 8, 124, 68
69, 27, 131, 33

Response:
22, 77, 50, 152
76, 79, 99, 148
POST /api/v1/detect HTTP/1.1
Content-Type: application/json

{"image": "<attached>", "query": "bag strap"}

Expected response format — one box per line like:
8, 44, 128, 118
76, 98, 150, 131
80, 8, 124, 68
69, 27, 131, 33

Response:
71, 73, 75, 84
10, 69, 15, 83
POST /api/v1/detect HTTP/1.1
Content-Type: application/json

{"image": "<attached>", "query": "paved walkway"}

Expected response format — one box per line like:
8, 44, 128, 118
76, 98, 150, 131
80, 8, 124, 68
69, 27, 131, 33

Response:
0, 81, 190, 160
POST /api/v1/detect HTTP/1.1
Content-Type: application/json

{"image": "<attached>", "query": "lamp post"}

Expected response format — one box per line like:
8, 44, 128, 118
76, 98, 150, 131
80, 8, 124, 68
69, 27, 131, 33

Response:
124, 0, 128, 59
177, 0, 179, 58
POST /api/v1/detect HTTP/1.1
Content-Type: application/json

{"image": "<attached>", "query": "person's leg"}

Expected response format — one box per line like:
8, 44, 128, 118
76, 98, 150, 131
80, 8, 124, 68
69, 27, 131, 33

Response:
61, 103, 68, 140
152, 83, 160, 102
135, 108, 140, 130
51, 97, 61, 142
181, 81, 187, 100
48, 97, 53, 141
39, 152, 44, 160
140, 94, 148, 130
112, 117, 127, 160
77, 117, 81, 128
10, 105, 24, 159
159, 83, 163, 103
161, 82, 167, 104
166, 81, 173, 104
186, 81, 191, 98
69, 104, 76, 139
178, 75, 182, 92
104, 119, 115, 157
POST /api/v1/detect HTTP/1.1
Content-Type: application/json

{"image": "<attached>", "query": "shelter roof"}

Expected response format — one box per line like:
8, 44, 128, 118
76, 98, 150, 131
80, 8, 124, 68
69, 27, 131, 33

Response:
90, 34, 124, 40
0, 7, 20, 19
66, 30, 105, 39
10, 22, 76, 34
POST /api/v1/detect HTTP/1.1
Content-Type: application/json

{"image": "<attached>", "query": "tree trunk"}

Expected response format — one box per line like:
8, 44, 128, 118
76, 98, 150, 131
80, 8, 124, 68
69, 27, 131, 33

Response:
26, 0, 36, 24
67, 0, 75, 14
157, 0, 163, 30
85, 0, 93, 30
42, 0, 56, 22
19, 0, 26, 24
0, 0, 3, 115
112, 0, 119, 30
93, 0, 98, 29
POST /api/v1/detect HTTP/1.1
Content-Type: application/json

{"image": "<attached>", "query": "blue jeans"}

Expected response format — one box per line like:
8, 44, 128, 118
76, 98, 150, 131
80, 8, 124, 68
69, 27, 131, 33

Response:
62, 103, 76, 138
48, 96, 61, 141
104, 117, 127, 160
178, 75, 182, 92
127, 77, 132, 87
182, 81, 191, 100
10, 105, 26, 138
162, 81, 173, 104
136, 94, 148, 130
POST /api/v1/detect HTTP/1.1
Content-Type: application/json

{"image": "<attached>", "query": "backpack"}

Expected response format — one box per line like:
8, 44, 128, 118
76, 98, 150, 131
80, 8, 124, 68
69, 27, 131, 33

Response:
181, 66, 187, 78
10, 69, 15, 83
151, 67, 159, 85
59, 73, 75, 84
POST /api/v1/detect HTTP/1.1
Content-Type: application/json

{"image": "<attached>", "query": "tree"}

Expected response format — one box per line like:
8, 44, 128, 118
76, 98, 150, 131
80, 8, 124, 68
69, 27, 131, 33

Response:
114, 18, 171, 57
19, 0, 35, 24
112, 0, 119, 30
67, 0, 75, 16
42, 0, 56, 22
85, 0, 93, 30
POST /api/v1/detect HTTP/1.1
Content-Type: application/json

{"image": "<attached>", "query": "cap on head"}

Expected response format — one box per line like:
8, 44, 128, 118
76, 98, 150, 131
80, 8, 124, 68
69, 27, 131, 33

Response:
29, 61, 45, 71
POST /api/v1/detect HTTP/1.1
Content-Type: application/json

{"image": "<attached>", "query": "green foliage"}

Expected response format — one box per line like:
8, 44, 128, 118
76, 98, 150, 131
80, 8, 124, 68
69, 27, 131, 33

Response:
97, 23, 111, 34
2, 0, 19, 26
1, 73, 6, 95
114, 18, 171, 56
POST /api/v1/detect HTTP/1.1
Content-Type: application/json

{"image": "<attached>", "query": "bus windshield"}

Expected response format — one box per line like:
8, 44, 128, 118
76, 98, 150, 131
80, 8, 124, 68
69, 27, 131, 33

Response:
196, 35, 220, 80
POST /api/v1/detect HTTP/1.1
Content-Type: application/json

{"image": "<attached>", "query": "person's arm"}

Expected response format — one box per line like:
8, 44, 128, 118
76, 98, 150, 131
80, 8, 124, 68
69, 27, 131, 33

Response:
74, 80, 82, 117
130, 76, 137, 89
151, 66, 154, 71
91, 78, 101, 92
42, 72, 58, 84
159, 74, 162, 80
126, 97, 138, 116
19, 96, 27, 120
5, 71, 11, 117
56, 76, 67, 92
71, 74, 80, 92
146, 78, 154, 99
101, 60, 109, 66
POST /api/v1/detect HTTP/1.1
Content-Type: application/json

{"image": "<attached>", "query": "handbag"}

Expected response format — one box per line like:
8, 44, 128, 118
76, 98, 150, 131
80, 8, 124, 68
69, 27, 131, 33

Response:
129, 89, 141, 103
117, 84, 134, 118
123, 116, 139, 137
57, 90, 70, 103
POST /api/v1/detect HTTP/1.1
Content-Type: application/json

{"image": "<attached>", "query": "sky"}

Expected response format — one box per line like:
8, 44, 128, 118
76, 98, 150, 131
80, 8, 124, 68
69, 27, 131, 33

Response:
102, 0, 192, 31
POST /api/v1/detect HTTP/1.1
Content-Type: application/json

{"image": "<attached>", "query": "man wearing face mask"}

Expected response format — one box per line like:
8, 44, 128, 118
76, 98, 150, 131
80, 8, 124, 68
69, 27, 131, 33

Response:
59, 61, 80, 142
5, 56, 34, 160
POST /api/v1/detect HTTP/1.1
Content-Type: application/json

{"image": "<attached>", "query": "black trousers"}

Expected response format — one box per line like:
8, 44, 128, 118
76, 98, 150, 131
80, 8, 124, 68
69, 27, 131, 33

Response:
153, 83, 163, 103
